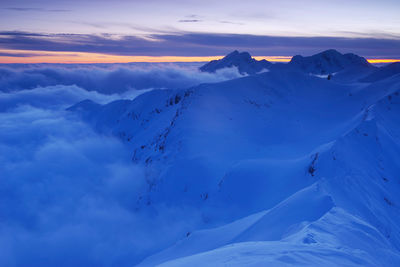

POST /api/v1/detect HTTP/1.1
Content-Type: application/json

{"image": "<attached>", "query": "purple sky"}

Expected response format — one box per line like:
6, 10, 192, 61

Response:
0, 0, 399, 59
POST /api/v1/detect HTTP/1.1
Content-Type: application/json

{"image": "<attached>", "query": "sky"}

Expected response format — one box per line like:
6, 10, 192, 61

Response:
0, 0, 399, 63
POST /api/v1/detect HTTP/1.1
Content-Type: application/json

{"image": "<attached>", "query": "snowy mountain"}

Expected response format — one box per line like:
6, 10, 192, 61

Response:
139, 81, 400, 266
68, 50, 400, 266
288, 49, 375, 75
199, 50, 271, 75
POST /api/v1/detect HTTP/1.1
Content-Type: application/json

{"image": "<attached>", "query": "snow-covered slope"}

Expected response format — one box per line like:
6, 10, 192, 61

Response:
199, 50, 271, 75
68, 50, 400, 266
361, 62, 400, 82
139, 83, 400, 266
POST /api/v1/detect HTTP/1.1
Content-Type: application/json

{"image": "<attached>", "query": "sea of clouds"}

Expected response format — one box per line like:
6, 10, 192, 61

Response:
0, 63, 242, 266
0, 63, 242, 94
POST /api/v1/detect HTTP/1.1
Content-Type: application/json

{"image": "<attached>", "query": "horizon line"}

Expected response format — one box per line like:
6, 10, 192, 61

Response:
0, 50, 399, 64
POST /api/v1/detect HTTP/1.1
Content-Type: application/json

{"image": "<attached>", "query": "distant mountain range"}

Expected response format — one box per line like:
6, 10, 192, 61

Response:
200, 49, 382, 78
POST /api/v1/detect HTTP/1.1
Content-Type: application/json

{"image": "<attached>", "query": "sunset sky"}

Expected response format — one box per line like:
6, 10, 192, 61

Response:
1, 0, 399, 63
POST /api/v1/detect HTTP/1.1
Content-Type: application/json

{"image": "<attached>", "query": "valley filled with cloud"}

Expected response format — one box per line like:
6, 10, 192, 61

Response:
0, 63, 239, 266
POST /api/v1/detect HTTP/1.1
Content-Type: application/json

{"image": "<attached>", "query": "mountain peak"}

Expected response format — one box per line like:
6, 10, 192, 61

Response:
289, 49, 372, 74
320, 49, 343, 56
225, 50, 252, 60
226, 50, 240, 56
200, 50, 271, 75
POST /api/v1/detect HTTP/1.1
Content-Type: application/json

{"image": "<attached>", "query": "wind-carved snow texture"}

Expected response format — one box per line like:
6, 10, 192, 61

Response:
2, 50, 400, 266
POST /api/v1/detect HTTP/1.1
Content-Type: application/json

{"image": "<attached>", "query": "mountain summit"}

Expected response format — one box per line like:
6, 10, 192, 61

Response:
289, 49, 373, 75
199, 50, 271, 75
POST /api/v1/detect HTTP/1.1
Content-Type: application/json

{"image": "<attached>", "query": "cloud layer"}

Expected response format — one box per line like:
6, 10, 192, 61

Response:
0, 63, 243, 94
0, 63, 215, 266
